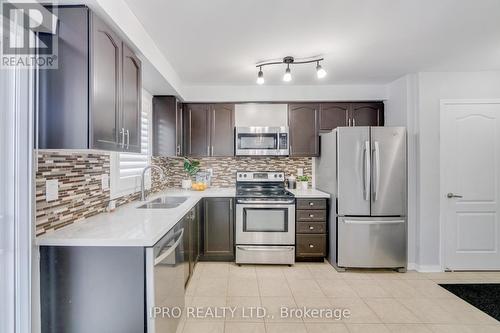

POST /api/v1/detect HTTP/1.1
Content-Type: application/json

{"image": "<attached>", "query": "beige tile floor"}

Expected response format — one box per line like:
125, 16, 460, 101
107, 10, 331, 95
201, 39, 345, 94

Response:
178, 261, 500, 333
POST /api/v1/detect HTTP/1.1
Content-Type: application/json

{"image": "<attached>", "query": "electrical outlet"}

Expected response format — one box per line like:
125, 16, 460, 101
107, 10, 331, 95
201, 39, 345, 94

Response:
46, 179, 59, 201
101, 174, 109, 190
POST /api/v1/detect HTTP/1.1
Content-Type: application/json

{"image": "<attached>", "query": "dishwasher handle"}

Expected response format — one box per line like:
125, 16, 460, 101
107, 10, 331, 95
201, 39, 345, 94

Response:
154, 228, 184, 266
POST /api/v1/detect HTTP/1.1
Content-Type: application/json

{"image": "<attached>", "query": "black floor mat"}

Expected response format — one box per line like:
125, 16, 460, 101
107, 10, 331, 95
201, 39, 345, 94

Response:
439, 283, 500, 321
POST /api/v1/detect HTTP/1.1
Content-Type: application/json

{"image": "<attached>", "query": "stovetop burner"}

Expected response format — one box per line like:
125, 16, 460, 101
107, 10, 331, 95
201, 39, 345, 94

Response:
235, 171, 294, 200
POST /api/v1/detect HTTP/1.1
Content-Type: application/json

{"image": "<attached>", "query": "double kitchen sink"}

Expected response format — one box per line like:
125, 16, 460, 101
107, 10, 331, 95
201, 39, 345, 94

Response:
137, 196, 188, 209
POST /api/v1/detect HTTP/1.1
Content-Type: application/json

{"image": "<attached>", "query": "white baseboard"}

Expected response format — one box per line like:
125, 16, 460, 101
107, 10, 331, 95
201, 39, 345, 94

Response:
408, 263, 443, 272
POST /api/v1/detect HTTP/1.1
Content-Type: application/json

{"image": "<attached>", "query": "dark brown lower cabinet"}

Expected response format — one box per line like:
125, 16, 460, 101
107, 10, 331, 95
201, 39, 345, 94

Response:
201, 197, 234, 261
296, 198, 328, 261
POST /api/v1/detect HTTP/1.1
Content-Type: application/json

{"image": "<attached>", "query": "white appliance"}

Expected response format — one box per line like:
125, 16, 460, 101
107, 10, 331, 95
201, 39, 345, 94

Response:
316, 127, 407, 271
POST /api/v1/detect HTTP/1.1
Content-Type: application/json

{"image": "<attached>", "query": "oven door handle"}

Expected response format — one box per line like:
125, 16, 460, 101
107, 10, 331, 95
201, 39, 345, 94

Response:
236, 246, 295, 252
237, 203, 294, 208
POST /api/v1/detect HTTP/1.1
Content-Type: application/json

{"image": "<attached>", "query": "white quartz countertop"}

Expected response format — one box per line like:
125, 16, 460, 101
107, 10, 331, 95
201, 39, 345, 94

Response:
36, 187, 330, 247
287, 188, 330, 198
36, 188, 236, 247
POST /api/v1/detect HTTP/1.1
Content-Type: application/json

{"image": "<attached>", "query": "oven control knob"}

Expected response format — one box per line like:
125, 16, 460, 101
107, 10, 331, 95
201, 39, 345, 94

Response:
274, 174, 278, 178
243, 174, 247, 178
279, 174, 283, 178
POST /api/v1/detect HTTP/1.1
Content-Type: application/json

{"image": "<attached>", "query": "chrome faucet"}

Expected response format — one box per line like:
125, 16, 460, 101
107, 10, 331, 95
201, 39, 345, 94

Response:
141, 165, 165, 201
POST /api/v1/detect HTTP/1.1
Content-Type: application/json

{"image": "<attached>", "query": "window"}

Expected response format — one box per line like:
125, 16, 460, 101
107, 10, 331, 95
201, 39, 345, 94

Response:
110, 89, 152, 199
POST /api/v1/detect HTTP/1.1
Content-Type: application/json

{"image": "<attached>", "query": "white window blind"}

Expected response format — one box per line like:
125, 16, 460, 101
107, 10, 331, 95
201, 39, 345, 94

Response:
110, 89, 152, 198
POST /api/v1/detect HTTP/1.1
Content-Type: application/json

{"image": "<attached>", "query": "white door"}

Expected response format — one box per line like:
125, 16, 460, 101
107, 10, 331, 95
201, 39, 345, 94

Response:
441, 100, 500, 270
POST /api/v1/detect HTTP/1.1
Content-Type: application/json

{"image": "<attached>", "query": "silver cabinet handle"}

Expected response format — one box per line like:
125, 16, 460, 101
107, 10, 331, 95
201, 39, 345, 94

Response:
345, 110, 349, 126
309, 226, 314, 230
309, 244, 314, 248
353, 118, 356, 126
373, 141, 380, 201
126, 129, 130, 149
364, 141, 371, 201
207, 145, 210, 156
348, 118, 351, 127
309, 214, 314, 218
447, 193, 463, 198
120, 128, 125, 148
211, 146, 214, 156
309, 202, 314, 206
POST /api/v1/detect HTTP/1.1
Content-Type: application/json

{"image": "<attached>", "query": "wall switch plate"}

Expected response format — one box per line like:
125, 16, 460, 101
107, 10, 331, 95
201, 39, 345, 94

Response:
101, 174, 109, 190
297, 168, 304, 176
46, 179, 59, 201
207, 168, 213, 177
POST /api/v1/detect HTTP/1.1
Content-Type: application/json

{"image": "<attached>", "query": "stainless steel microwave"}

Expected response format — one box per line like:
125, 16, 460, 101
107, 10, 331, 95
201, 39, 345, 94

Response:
235, 127, 289, 156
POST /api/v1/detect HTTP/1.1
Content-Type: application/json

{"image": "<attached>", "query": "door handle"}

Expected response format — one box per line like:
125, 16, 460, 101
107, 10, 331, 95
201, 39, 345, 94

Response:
363, 141, 370, 201
120, 128, 125, 148
126, 129, 130, 149
154, 228, 184, 266
348, 118, 352, 127
373, 141, 380, 201
446, 193, 463, 198
352, 118, 356, 126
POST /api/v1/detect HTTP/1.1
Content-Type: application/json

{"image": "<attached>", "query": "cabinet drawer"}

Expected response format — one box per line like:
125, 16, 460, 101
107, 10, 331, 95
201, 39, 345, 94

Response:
297, 210, 326, 221
297, 199, 327, 210
296, 234, 326, 257
296, 222, 326, 234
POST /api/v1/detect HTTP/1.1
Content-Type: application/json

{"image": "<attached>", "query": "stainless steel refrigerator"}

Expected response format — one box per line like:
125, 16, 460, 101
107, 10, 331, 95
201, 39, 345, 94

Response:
316, 127, 407, 271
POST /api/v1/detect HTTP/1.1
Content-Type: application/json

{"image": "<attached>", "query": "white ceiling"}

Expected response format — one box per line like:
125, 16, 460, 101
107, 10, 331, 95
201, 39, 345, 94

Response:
125, 0, 500, 86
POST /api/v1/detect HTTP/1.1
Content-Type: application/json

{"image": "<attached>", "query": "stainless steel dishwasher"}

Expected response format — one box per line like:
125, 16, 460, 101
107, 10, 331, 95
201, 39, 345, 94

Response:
146, 225, 185, 333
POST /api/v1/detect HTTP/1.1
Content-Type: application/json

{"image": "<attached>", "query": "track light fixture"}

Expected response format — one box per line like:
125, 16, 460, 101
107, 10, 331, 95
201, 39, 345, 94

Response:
255, 56, 326, 84
256, 66, 264, 85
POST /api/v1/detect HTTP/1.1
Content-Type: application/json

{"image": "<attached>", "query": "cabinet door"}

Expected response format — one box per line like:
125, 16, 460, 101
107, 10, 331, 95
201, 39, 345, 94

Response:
185, 104, 210, 156
121, 43, 142, 153
319, 103, 349, 131
210, 104, 235, 156
152, 96, 176, 156
350, 102, 383, 127
176, 101, 184, 156
91, 14, 121, 150
38, 6, 90, 149
203, 198, 234, 260
288, 103, 320, 157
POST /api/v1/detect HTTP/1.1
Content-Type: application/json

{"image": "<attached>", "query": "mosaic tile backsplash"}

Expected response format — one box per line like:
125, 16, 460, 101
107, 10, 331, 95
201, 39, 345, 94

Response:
36, 152, 312, 235
151, 156, 312, 190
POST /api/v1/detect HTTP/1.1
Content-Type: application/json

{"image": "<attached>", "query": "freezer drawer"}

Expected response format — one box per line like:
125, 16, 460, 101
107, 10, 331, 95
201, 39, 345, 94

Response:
338, 217, 406, 268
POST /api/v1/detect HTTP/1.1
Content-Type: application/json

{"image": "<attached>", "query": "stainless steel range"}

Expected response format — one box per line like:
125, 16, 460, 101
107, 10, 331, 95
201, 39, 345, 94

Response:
235, 171, 296, 265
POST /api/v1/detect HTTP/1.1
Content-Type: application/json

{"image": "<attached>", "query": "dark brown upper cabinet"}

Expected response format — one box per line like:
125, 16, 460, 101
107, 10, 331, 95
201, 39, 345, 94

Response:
184, 103, 234, 157
211, 104, 235, 156
37, 6, 141, 152
152, 96, 183, 156
288, 103, 320, 157
350, 102, 384, 127
319, 103, 350, 131
121, 44, 142, 152
185, 104, 211, 157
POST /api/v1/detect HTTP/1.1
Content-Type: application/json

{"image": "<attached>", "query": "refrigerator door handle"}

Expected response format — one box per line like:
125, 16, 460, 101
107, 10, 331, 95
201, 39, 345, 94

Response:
343, 219, 405, 224
373, 141, 380, 201
363, 141, 371, 201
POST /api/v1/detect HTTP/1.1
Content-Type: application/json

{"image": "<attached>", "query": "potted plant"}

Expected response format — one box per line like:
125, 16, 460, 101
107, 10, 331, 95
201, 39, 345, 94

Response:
182, 158, 200, 189
297, 175, 310, 190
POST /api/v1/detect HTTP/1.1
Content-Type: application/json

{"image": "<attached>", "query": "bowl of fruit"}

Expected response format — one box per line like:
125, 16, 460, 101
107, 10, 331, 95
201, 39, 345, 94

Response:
191, 182, 208, 191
